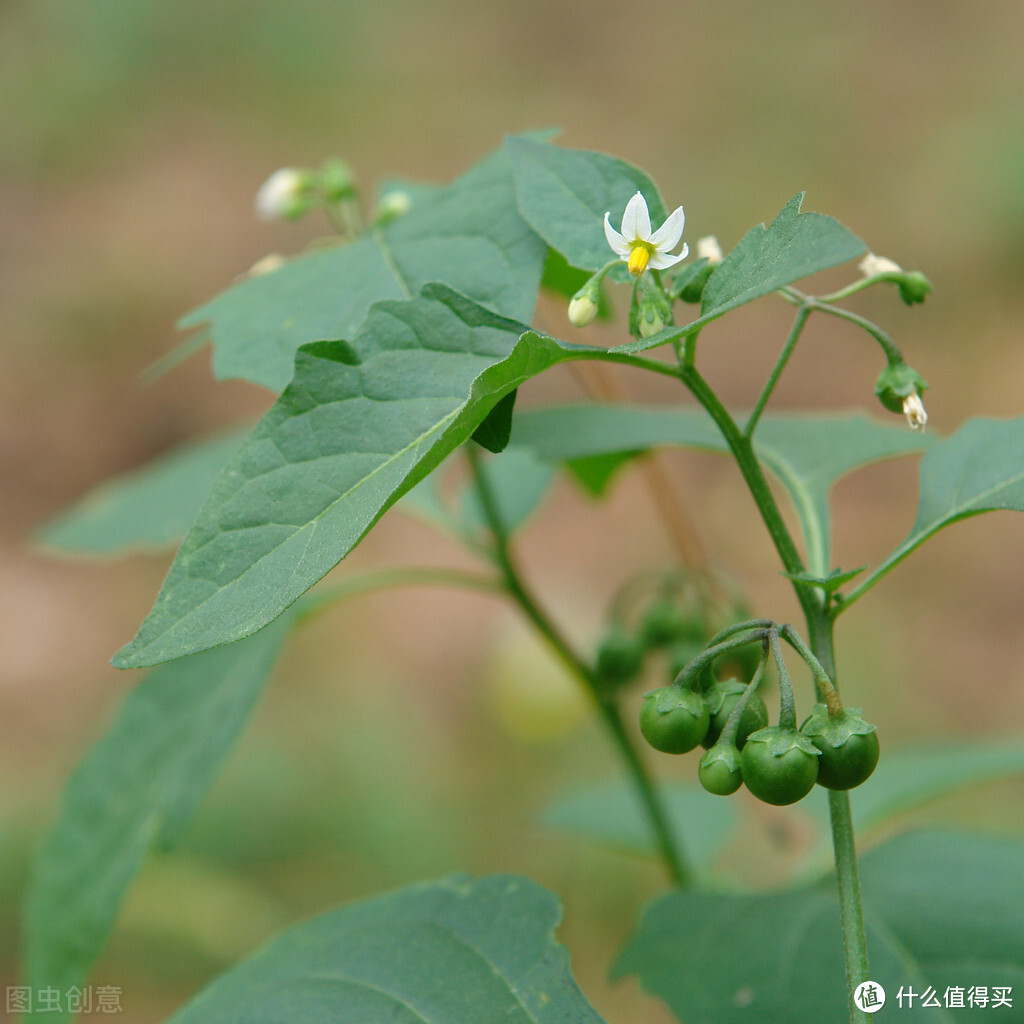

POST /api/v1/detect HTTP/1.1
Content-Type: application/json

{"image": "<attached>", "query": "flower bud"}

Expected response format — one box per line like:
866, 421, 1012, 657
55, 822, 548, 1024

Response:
635, 286, 673, 339
859, 253, 932, 305
875, 363, 928, 429
374, 189, 413, 226
255, 168, 314, 221
568, 276, 603, 328
319, 159, 356, 203
696, 235, 724, 265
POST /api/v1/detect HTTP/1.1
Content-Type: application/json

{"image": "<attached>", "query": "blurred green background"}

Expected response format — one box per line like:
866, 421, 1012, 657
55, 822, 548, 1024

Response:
3, 1, 1024, 1020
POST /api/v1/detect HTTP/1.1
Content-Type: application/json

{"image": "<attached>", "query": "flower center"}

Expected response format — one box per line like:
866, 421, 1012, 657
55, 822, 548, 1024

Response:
627, 243, 652, 276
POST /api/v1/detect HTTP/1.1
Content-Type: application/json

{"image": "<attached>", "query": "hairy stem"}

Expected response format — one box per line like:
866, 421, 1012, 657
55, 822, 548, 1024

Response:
464, 443, 691, 886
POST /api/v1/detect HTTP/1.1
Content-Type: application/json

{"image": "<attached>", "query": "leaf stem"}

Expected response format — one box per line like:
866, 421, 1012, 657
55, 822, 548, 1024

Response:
464, 443, 691, 886
744, 304, 811, 437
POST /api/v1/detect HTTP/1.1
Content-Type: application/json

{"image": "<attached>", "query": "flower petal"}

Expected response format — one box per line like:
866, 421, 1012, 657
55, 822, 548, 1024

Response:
648, 242, 689, 270
620, 192, 651, 242
648, 205, 686, 252
604, 212, 631, 257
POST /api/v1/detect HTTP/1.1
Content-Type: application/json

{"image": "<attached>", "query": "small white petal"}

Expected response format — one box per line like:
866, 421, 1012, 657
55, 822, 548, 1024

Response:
648, 206, 686, 252
604, 212, 631, 257
255, 168, 304, 220
648, 243, 689, 271
902, 393, 928, 430
620, 192, 651, 242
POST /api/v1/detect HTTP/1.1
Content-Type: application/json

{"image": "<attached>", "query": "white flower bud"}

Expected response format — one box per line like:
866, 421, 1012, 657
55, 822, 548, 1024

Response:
696, 235, 724, 265
902, 392, 928, 430
568, 291, 599, 328
255, 168, 310, 221
859, 253, 902, 278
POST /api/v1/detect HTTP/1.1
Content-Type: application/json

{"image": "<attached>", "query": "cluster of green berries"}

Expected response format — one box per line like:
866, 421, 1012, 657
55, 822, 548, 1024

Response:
636, 623, 880, 806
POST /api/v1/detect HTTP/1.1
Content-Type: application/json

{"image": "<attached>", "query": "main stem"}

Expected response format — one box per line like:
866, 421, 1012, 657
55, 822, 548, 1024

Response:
464, 444, 691, 887
677, 363, 872, 1022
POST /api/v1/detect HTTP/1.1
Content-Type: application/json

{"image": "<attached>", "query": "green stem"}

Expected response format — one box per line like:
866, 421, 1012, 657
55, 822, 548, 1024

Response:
675, 357, 871, 1022
783, 288, 904, 366
744, 304, 811, 437
464, 443, 691, 887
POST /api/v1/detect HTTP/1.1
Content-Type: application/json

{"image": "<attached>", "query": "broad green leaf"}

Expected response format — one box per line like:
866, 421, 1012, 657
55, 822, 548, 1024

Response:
471, 388, 518, 453
181, 146, 547, 391
510, 405, 932, 575
615, 829, 1024, 1023
115, 291, 655, 668
23, 615, 293, 1016
847, 416, 1024, 605
614, 193, 866, 354
541, 779, 738, 876
37, 429, 249, 555
507, 136, 666, 273
166, 875, 607, 1024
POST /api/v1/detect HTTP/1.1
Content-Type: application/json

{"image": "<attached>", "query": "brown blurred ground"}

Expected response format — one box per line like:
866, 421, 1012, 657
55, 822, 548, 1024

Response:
3, 1, 1024, 1020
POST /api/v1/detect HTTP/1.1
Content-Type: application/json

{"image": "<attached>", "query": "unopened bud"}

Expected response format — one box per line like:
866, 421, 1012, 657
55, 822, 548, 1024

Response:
320, 159, 356, 203
859, 253, 932, 305
859, 253, 902, 277
374, 190, 412, 226
875, 362, 928, 428
902, 392, 928, 430
255, 168, 313, 221
696, 235, 724, 265
568, 290, 599, 328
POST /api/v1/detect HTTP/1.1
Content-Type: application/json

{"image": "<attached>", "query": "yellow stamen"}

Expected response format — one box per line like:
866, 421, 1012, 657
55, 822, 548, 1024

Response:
628, 244, 651, 276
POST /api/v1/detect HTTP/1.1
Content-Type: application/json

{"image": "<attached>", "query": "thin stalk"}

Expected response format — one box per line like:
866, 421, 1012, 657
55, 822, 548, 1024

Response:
675, 356, 872, 1022
783, 288, 903, 366
744, 304, 812, 437
464, 443, 691, 886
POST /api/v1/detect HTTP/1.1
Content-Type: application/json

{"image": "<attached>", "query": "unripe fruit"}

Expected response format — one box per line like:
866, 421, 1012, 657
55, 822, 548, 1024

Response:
800, 705, 880, 790
639, 687, 710, 755
596, 627, 645, 685
698, 743, 743, 796
641, 601, 703, 649
740, 726, 820, 806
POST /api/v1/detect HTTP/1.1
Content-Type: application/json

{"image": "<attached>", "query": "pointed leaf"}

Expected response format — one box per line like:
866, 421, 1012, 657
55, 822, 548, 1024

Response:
166, 875, 608, 1024
37, 429, 249, 556
115, 292, 643, 668
182, 146, 547, 391
23, 615, 293, 1016
852, 417, 1024, 602
507, 136, 666, 272
615, 830, 1024, 1024
614, 194, 866, 354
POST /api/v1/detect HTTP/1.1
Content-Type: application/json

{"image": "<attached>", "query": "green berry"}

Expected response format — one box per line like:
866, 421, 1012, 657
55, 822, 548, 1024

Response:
701, 679, 769, 749
596, 628, 645, 685
698, 744, 743, 796
740, 726, 820, 806
641, 602, 703, 649
800, 704, 880, 790
639, 687, 710, 755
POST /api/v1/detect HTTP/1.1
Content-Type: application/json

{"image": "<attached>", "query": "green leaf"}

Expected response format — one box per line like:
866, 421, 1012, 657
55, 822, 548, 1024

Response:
615, 829, 1024, 1023
23, 615, 293, 1016
507, 136, 665, 273
540, 779, 738, 876
181, 145, 547, 391
783, 566, 866, 594
165, 875, 607, 1024
510, 405, 932, 575
850, 416, 1024, 604
37, 429, 250, 556
116, 292, 649, 669
614, 194, 866, 354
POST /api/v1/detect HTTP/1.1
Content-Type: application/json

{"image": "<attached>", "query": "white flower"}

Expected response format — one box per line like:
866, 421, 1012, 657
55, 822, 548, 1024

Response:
255, 168, 308, 221
903, 392, 928, 430
604, 192, 688, 277
859, 253, 902, 278
696, 235, 724, 265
